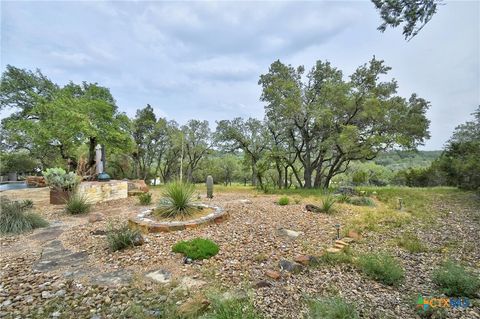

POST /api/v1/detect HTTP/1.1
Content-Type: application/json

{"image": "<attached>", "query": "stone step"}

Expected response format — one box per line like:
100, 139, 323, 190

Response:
335, 240, 349, 247
341, 237, 355, 243
333, 244, 346, 249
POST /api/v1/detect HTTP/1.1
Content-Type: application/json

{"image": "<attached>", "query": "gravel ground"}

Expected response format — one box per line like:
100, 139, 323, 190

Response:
0, 188, 479, 318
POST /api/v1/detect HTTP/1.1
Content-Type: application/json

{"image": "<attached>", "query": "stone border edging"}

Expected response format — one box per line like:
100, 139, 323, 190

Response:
128, 204, 227, 233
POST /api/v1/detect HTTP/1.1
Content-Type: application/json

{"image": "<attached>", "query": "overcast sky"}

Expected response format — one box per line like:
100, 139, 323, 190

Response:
1, 0, 479, 150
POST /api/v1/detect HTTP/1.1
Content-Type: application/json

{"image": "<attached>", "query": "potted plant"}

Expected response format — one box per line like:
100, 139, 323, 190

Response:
43, 168, 80, 204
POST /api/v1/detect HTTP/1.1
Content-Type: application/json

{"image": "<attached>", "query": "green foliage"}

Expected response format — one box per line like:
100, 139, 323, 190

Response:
335, 194, 350, 203
138, 192, 152, 205
372, 0, 440, 40
0, 152, 38, 174
172, 238, 219, 260
65, 194, 91, 215
0, 198, 48, 235
43, 168, 80, 191
277, 196, 290, 205
156, 181, 195, 218
432, 261, 480, 297
348, 196, 375, 206
106, 223, 141, 252
396, 233, 427, 253
319, 250, 353, 265
320, 196, 336, 214
357, 253, 404, 285
201, 297, 262, 319
307, 297, 359, 319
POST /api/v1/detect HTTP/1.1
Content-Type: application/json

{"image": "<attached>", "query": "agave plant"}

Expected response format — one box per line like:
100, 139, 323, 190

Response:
156, 181, 196, 218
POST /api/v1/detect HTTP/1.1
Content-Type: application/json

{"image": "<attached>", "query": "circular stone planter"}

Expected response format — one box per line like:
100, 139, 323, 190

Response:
128, 204, 227, 233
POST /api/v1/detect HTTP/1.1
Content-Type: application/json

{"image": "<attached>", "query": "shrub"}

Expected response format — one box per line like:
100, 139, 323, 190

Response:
357, 253, 404, 285
43, 167, 80, 191
0, 198, 48, 234
335, 194, 350, 203
320, 196, 336, 214
65, 194, 91, 215
432, 261, 480, 297
138, 192, 152, 205
278, 196, 290, 206
348, 196, 375, 206
319, 250, 353, 265
201, 297, 262, 319
107, 224, 141, 252
396, 233, 427, 253
308, 297, 359, 319
20, 199, 34, 209
156, 181, 195, 218
172, 238, 219, 260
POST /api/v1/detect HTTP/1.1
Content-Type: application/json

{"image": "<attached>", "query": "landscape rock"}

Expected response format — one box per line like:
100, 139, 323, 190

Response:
305, 204, 322, 213
347, 230, 362, 240
275, 228, 303, 240
145, 269, 171, 284
88, 213, 105, 223
279, 260, 304, 274
265, 270, 281, 280
127, 180, 149, 193
254, 280, 272, 288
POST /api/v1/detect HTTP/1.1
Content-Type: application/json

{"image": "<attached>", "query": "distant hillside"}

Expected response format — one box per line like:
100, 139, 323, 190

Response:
373, 150, 442, 171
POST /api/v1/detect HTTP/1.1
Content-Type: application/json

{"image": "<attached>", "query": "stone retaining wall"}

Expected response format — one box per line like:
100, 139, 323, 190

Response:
77, 180, 128, 204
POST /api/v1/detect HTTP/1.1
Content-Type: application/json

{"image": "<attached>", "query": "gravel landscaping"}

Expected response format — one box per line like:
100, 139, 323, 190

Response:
0, 187, 479, 318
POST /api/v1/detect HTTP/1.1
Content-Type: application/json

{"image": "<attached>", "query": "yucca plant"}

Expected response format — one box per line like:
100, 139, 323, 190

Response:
0, 198, 48, 235
65, 193, 91, 215
156, 181, 195, 218
320, 195, 336, 214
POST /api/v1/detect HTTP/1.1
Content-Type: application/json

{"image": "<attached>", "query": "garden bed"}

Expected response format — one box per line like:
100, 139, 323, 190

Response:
129, 203, 227, 233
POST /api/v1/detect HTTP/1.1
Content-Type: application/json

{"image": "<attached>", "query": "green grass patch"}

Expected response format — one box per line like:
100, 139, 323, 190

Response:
172, 238, 219, 260
432, 261, 480, 297
318, 249, 353, 265
106, 223, 141, 252
65, 193, 91, 215
0, 198, 48, 235
348, 196, 375, 207
396, 233, 427, 253
319, 195, 336, 214
201, 296, 263, 319
357, 253, 404, 286
138, 192, 152, 205
277, 196, 290, 205
307, 296, 359, 319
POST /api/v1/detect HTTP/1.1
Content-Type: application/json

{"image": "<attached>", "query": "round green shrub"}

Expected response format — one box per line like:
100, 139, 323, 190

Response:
172, 238, 219, 260
278, 196, 290, 206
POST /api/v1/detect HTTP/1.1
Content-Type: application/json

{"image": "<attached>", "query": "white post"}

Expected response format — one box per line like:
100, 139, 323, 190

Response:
95, 144, 103, 174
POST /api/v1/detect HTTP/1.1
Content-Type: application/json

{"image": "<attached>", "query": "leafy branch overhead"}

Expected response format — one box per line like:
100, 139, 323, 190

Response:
372, 0, 442, 40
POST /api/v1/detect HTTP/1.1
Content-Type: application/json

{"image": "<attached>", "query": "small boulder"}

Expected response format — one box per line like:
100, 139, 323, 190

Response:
132, 233, 144, 246
265, 270, 281, 280
294, 255, 318, 266
347, 230, 362, 240
276, 228, 303, 240
145, 269, 171, 284
279, 260, 304, 274
305, 204, 322, 213
127, 180, 149, 193
88, 213, 105, 223
90, 230, 107, 236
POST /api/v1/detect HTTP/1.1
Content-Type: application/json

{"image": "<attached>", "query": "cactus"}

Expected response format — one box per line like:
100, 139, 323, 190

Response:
206, 175, 214, 199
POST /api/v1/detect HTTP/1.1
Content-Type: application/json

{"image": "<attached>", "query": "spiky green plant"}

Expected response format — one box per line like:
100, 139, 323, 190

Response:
107, 223, 141, 252
156, 181, 195, 218
0, 198, 48, 235
320, 196, 336, 214
65, 193, 91, 215
138, 192, 152, 205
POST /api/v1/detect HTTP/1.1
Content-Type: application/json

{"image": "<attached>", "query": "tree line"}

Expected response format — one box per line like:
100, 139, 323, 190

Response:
1, 57, 459, 190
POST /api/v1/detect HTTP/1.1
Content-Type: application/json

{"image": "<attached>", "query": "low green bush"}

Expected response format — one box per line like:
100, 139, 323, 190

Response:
319, 250, 353, 265
396, 233, 427, 253
138, 192, 152, 205
335, 194, 350, 203
65, 194, 91, 215
278, 196, 290, 206
107, 224, 141, 252
357, 253, 404, 286
432, 261, 480, 297
0, 198, 48, 235
201, 297, 262, 319
308, 297, 359, 319
348, 196, 375, 206
172, 238, 219, 260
